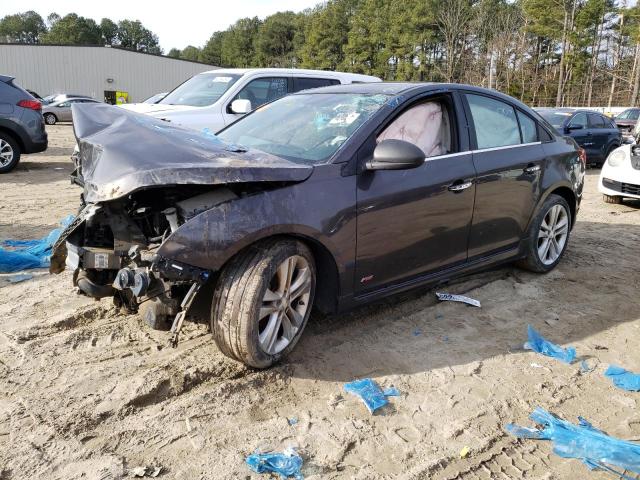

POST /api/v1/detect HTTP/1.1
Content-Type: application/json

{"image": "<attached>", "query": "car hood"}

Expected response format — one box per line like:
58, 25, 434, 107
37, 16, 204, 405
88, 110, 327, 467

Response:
72, 103, 313, 203
118, 103, 196, 115
616, 119, 636, 127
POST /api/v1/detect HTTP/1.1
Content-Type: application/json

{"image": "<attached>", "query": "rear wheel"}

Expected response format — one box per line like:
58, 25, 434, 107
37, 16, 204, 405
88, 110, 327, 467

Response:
517, 194, 571, 273
211, 239, 316, 368
603, 194, 622, 204
44, 113, 57, 125
0, 133, 21, 173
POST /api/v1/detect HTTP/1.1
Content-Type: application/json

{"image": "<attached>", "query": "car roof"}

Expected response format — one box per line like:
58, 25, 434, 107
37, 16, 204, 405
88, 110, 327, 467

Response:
198, 67, 381, 82
288, 82, 538, 106
538, 107, 607, 116
50, 97, 97, 104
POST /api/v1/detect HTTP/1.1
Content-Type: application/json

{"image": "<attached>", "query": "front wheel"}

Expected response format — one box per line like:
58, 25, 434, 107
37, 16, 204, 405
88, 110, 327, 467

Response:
211, 239, 316, 368
44, 113, 57, 125
517, 194, 571, 273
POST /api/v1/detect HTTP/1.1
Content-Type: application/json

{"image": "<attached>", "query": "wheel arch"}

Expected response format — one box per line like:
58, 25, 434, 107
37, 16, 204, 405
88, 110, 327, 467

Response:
215, 233, 341, 315
0, 125, 25, 152
548, 186, 576, 225
533, 184, 577, 229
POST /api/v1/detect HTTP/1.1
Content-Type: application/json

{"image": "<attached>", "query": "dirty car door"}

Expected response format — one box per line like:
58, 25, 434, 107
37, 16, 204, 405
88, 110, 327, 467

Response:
355, 93, 476, 294
463, 93, 545, 258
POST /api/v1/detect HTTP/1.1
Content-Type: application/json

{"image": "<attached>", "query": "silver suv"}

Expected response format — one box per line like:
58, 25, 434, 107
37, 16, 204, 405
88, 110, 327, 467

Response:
0, 74, 48, 173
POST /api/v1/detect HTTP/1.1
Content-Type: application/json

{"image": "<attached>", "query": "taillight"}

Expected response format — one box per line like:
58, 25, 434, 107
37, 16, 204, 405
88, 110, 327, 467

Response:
17, 99, 42, 111
578, 147, 587, 165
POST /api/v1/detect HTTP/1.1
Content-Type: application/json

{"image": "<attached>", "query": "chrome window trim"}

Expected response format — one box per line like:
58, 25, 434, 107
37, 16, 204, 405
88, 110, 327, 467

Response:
472, 141, 542, 154
424, 141, 542, 162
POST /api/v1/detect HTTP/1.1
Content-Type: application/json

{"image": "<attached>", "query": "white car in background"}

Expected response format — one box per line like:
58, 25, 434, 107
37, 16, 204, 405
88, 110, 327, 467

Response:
599, 141, 640, 204
120, 68, 381, 132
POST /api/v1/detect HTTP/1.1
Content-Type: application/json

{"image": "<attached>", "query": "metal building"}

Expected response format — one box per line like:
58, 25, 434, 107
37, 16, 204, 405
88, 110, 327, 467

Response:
0, 44, 216, 103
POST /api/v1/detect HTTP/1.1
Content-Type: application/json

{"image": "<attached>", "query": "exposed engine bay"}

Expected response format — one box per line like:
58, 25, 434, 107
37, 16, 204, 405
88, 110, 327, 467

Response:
54, 186, 240, 339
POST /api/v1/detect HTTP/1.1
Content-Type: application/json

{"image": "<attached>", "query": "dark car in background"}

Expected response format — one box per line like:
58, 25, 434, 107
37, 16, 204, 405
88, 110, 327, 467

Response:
614, 108, 640, 140
52, 83, 584, 368
536, 108, 621, 166
0, 75, 48, 173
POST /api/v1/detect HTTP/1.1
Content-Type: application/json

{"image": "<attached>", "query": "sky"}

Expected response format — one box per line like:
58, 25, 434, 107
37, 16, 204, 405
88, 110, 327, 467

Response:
2, 0, 322, 51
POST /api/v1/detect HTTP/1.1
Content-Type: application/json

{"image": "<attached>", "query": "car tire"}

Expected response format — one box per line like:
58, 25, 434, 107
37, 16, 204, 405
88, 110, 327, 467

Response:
44, 113, 57, 125
0, 132, 21, 174
517, 194, 572, 273
211, 238, 316, 368
603, 194, 622, 204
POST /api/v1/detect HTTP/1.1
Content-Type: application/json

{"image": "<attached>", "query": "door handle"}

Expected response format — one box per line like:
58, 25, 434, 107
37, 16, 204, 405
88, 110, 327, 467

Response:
448, 181, 473, 192
523, 164, 541, 174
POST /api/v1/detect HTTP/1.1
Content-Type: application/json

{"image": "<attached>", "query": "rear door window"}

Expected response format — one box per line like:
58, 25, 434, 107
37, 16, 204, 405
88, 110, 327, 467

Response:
466, 94, 520, 149
232, 77, 288, 111
292, 77, 338, 92
517, 111, 538, 143
588, 114, 605, 129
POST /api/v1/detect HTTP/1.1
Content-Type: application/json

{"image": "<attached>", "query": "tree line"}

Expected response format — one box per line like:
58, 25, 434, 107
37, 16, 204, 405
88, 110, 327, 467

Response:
2, 1, 640, 108
0, 11, 161, 54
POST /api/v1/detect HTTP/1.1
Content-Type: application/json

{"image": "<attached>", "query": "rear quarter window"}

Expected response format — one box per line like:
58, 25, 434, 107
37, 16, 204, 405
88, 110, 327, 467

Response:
293, 77, 338, 92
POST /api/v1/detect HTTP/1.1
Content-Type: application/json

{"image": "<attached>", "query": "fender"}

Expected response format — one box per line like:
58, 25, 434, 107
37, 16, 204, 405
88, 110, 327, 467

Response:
157, 166, 358, 298
524, 138, 584, 232
0, 118, 27, 149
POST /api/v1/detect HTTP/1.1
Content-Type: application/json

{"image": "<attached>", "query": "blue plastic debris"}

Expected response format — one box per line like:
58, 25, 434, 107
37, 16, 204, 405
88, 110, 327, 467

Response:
287, 417, 298, 426
412, 328, 422, 336
383, 387, 400, 397
506, 407, 640, 476
580, 360, 594, 374
605, 365, 640, 392
0, 215, 74, 273
344, 378, 400, 413
524, 325, 576, 364
246, 447, 303, 479
7, 273, 34, 283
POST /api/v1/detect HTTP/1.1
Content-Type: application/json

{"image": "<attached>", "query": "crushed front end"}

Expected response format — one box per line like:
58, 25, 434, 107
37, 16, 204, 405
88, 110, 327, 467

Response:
52, 103, 313, 344
51, 187, 235, 335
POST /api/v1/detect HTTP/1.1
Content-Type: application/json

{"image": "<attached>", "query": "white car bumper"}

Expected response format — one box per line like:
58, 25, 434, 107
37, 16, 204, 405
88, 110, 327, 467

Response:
598, 144, 640, 199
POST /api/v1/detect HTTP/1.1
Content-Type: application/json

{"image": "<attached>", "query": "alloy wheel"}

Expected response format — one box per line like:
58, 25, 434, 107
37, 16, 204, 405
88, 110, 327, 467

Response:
45, 114, 56, 125
258, 255, 312, 355
0, 139, 14, 168
537, 204, 569, 265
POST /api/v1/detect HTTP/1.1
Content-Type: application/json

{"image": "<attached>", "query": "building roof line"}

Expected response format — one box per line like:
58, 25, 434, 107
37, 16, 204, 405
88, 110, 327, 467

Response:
0, 42, 217, 67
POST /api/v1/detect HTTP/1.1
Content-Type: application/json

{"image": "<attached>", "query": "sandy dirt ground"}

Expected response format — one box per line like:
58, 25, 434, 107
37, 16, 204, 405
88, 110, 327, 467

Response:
1, 124, 640, 480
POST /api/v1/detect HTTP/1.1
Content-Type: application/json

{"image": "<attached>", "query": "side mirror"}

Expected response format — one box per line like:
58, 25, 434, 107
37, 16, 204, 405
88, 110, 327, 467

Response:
566, 124, 583, 132
366, 139, 425, 171
230, 99, 252, 114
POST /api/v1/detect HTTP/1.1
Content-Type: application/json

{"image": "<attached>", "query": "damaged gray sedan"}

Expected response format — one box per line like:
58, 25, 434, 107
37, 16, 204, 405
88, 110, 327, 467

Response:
52, 83, 583, 368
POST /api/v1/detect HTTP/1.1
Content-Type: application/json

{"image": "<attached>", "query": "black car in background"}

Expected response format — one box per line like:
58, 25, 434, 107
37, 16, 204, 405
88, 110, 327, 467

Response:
536, 108, 621, 166
0, 75, 48, 173
52, 83, 584, 368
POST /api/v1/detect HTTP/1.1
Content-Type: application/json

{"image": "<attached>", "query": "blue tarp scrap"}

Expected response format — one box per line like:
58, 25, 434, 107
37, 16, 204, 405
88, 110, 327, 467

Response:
246, 447, 303, 479
605, 365, 640, 392
344, 378, 401, 414
524, 325, 576, 364
0, 215, 74, 273
506, 407, 640, 477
